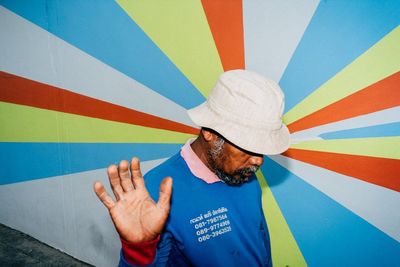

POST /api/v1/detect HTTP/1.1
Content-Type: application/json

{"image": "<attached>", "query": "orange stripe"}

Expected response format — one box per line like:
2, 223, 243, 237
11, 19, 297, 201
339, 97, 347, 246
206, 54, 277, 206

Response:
283, 148, 400, 192
0, 71, 199, 135
201, 0, 245, 71
288, 71, 400, 133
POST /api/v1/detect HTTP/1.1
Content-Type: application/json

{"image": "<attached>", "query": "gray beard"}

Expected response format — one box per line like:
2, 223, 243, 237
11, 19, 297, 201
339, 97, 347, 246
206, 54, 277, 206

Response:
208, 138, 259, 186
215, 165, 259, 186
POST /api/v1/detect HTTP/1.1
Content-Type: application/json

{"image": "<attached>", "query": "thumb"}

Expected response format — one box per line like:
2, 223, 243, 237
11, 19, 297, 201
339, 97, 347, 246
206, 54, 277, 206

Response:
157, 177, 173, 213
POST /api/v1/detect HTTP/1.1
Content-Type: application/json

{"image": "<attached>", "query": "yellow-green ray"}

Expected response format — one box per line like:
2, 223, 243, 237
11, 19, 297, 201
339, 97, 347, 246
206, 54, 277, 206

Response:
257, 171, 307, 267
284, 26, 400, 125
0, 102, 194, 143
117, 0, 223, 97
290, 137, 400, 160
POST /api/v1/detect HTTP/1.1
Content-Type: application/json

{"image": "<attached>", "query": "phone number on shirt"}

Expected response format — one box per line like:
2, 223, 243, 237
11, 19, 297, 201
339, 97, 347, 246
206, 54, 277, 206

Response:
195, 219, 230, 235
197, 225, 232, 243
194, 214, 228, 229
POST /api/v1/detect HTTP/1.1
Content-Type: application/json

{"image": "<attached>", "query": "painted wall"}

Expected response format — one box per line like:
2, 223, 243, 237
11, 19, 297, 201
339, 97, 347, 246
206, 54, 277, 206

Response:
1, 1, 399, 266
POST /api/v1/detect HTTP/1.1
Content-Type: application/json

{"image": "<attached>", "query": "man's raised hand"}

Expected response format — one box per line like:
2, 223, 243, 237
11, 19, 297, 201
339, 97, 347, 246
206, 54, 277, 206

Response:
93, 157, 172, 243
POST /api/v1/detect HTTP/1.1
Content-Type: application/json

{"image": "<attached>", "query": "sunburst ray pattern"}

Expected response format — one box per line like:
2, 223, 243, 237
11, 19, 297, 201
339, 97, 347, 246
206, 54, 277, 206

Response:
0, 1, 399, 266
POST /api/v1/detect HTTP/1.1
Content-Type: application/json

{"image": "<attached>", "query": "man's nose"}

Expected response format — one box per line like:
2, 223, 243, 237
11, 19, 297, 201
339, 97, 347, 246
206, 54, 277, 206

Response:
249, 155, 264, 166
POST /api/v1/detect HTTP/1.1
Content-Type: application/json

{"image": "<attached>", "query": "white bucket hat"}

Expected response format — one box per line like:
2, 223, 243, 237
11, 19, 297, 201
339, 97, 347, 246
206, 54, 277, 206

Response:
188, 69, 290, 155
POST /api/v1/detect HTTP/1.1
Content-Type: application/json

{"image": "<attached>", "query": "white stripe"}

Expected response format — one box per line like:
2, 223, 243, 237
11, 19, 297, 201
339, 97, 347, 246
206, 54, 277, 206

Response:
243, 0, 319, 81
0, 7, 195, 127
291, 106, 400, 142
269, 154, 400, 242
0, 158, 167, 267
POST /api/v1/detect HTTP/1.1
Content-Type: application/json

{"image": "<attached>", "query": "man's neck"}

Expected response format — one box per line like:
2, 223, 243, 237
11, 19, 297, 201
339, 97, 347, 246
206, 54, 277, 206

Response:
190, 137, 212, 171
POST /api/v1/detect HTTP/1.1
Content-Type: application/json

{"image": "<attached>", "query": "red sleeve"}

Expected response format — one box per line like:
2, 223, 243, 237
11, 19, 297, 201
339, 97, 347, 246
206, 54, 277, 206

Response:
120, 236, 160, 266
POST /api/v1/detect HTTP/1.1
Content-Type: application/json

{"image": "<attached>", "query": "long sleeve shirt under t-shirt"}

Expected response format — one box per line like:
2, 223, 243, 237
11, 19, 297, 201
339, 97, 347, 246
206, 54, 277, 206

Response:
119, 139, 273, 266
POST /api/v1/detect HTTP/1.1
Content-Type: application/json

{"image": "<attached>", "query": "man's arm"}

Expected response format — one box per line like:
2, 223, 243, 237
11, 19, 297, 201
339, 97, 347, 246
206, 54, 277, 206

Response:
93, 158, 173, 265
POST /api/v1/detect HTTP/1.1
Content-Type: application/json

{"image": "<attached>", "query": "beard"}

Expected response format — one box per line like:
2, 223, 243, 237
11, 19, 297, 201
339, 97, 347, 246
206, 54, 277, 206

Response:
207, 138, 260, 186
214, 165, 259, 185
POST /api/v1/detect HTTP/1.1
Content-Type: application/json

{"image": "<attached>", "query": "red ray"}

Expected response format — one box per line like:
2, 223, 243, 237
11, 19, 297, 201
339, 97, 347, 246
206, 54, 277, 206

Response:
201, 0, 245, 71
283, 148, 400, 192
288, 71, 400, 133
0, 71, 199, 135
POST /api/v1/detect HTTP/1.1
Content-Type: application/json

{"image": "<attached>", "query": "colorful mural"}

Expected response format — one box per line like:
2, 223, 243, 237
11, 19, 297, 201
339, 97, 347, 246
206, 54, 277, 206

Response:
0, 1, 399, 266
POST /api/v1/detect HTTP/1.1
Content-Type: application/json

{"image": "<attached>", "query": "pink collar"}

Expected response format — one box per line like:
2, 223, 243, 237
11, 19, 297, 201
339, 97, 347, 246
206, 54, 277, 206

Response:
180, 138, 220, 184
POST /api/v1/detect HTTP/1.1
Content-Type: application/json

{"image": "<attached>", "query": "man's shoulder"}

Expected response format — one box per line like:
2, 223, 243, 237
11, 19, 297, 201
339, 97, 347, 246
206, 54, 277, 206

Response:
144, 152, 185, 178
142, 151, 189, 198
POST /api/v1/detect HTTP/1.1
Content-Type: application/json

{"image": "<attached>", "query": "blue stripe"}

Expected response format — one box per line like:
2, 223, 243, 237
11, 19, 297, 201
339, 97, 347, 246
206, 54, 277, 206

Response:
261, 157, 400, 266
279, 0, 400, 112
320, 122, 400, 139
0, 143, 181, 185
1, 0, 205, 109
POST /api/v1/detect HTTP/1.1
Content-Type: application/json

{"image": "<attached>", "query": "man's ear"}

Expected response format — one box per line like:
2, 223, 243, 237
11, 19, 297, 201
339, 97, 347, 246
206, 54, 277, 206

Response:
201, 128, 218, 143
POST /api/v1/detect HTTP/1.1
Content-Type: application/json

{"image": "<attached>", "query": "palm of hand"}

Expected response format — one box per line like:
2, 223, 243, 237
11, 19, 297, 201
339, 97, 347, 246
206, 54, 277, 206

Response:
109, 189, 168, 243
94, 158, 172, 243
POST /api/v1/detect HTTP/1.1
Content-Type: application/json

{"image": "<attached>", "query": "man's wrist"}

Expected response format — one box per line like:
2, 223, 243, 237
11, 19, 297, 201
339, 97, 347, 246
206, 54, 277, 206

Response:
120, 236, 160, 266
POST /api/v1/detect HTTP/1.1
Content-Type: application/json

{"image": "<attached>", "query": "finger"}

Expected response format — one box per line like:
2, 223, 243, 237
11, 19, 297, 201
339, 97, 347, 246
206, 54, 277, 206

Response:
130, 157, 145, 190
93, 181, 115, 210
156, 177, 173, 213
107, 164, 124, 201
118, 160, 134, 192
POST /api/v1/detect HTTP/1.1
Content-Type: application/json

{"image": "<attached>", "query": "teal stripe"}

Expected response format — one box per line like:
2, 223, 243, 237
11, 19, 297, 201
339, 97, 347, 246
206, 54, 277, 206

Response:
0, 143, 181, 185
320, 122, 400, 139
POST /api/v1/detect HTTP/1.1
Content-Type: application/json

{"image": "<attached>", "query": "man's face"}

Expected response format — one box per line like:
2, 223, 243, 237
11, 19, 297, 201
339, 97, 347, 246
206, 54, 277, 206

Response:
207, 137, 264, 185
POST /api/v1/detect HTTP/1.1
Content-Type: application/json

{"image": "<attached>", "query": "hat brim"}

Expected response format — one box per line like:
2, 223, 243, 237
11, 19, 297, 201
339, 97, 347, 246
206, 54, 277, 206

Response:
188, 102, 290, 155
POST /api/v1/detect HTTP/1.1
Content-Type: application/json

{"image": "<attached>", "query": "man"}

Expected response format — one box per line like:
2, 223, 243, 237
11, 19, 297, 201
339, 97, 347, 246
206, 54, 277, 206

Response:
94, 70, 290, 266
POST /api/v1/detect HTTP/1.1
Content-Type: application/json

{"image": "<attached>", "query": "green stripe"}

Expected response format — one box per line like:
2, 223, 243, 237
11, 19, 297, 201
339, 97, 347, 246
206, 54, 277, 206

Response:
257, 171, 307, 267
0, 102, 194, 143
290, 137, 400, 159
284, 26, 400, 125
117, 0, 223, 97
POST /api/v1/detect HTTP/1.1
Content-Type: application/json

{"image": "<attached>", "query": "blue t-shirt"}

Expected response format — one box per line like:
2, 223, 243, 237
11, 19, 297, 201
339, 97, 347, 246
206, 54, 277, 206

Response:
119, 152, 272, 267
